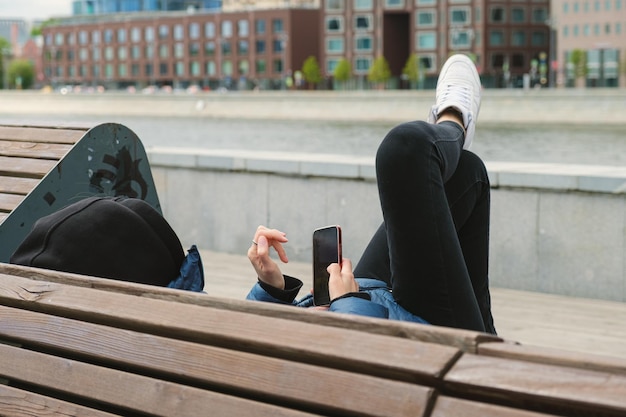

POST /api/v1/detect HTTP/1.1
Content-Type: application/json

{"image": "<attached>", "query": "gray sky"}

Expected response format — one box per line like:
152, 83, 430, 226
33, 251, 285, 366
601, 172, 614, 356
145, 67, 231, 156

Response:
0, 0, 72, 21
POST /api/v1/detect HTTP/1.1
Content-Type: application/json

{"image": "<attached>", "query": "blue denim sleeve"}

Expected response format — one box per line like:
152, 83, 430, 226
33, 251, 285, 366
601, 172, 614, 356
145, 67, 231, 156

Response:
167, 245, 205, 292
328, 296, 389, 319
246, 275, 303, 305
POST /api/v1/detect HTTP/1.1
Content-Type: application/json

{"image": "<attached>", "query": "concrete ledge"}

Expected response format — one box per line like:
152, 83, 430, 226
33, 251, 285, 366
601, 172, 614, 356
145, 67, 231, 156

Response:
148, 147, 626, 303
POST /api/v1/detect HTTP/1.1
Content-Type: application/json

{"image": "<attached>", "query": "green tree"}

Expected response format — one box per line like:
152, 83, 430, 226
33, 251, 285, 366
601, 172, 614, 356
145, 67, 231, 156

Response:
301, 56, 322, 89
0, 37, 11, 89
8, 59, 35, 89
402, 54, 422, 89
367, 56, 391, 89
569, 49, 587, 87
333, 58, 351, 90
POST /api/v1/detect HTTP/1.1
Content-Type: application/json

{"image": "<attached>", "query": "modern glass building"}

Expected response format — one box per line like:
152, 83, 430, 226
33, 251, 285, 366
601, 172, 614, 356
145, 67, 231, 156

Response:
72, 0, 222, 15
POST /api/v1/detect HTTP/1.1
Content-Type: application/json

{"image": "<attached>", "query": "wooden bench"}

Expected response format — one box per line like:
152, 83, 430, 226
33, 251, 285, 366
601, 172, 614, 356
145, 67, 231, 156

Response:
0, 123, 160, 262
2, 263, 626, 417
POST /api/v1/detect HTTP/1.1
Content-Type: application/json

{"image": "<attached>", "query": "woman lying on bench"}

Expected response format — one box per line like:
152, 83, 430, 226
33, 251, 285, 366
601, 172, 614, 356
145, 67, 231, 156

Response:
247, 54, 496, 335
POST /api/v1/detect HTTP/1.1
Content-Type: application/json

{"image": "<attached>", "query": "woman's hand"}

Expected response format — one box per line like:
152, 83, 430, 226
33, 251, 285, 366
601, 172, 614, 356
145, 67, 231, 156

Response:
247, 225, 289, 290
327, 258, 357, 301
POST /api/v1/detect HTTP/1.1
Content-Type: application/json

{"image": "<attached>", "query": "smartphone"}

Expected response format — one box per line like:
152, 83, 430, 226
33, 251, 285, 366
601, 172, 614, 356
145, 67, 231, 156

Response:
312, 225, 342, 306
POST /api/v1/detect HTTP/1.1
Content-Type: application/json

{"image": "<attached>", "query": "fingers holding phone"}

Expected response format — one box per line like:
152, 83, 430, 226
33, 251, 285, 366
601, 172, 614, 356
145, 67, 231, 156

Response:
327, 258, 357, 301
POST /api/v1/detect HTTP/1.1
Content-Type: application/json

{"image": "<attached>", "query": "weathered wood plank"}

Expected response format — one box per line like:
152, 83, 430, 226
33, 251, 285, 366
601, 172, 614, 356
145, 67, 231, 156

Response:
431, 396, 556, 417
478, 342, 626, 375
0, 193, 25, 212
0, 306, 434, 417
0, 139, 73, 160
0, 384, 120, 417
0, 176, 39, 195
0, 274, 460, 384
0, 263, 501, 353
0, 125, 86, 144
443, 353, 626, 417
0, 343, 319, 417
0, 156, 55, 178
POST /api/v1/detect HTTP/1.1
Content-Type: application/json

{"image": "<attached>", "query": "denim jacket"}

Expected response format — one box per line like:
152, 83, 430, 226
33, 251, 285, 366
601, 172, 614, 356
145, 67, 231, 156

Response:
246, 275, 429, 324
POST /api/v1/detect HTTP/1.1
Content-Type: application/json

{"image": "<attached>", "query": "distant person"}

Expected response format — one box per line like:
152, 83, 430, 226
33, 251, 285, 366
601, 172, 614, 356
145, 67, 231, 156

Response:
10, 196, 204, 292
246, 54, 496, 334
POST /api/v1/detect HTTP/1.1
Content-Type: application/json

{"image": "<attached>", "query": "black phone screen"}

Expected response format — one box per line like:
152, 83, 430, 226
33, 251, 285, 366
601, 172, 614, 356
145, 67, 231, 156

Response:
313, 226, 341, 306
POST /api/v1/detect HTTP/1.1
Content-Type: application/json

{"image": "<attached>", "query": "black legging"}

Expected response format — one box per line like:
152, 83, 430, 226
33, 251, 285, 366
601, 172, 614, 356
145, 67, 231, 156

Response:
354, 120, 496, 334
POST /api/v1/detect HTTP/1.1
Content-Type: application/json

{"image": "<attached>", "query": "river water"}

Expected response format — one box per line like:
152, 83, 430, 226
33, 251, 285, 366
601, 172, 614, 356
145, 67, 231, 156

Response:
2, 113, 625, 167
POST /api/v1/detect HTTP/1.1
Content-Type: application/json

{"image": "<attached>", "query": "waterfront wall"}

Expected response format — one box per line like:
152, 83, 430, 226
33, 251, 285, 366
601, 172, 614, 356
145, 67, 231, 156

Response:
1, 88, 626, 125
148, 147, 626, 303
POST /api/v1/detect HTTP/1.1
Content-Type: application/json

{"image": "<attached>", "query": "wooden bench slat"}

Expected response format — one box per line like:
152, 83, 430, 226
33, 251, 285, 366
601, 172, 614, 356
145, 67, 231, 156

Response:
0, 343, 319, 417
478, 341, 626, 375
0, 306, 433, 417
0, 139, 73, 160
431, 396, 557, 417
443, 353, 626, 417
0, 384, 120, 417
0, 263, 501, 353
0, 193, 25, 212
0, 125, 86, 144
0, 176, 40, 195
0, 273, 461, 384
0, 156, 56, 178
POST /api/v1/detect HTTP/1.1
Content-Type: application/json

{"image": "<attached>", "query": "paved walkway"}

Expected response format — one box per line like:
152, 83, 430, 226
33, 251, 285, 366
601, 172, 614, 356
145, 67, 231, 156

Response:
200, 250, 626, 360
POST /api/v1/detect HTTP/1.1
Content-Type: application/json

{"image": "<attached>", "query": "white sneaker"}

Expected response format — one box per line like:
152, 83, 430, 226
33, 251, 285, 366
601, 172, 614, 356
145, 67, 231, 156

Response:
427, 54, 481, 149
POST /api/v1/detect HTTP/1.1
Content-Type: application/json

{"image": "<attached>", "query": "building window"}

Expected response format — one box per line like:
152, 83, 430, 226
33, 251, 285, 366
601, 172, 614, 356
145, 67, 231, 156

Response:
206, 61, 216, 76
118, 63, 127, 77
145, 45, 154, 59
55, 33, 64, 46
326, 37, 345, 53
93, 47, 101, 61
416, 32, 436, 49
190, 23, 200, 39
450, 29, 472, 48
104, 29, 113, 43
174, 24, 184, 40
174, 43, 184, 58
354, 57, 371, 73
511, 53, 524, 68
131, 63, 139, 76
189, 42, 200, 56
385, 0, 404, 8
159, 25, 169, 40
450, 7, 470, 24
256, 59, 266, 74
175, 61, 184, 76
117, 46, 127, 60
92, 65, 100, 77
222, 21, 233, 38
416, 10, 436, 27
239, 59, 249, 75
272, 19, 284, 33
79, 30, 88, 45
205, 41, 215, 56
131, 27, 141, 42
326, 0, 344, 11
511, 31, 526, 46
355, 35, 373, 52
145, 63, 153, 76
531, 31, 547, 46
159, 62, 168, 76
416, 0, 435, 4
326, 58, 339, 73
355, 15, 372, 30
159, 44, 169, 58
238, 40, 249, 54
80, 48, 88, 61
326, 16, 344, 32
418, 54, 435, 72
273, 58, 283, 74
490, 7, 505, 23
489, 30, 505, 46
205, 22, 215, 38
105, 64, 113, 78
273, 39, 284, 52
256, 40, 266, 53
92, 30, 101, 44
145, 27, 154, 42
222, 60, 233, 76
131, 45, 140, 59
118, 28, 127, 42
511, 8, 525, 23
238, 20, 249, 37
190, 61, 200, 76
491, 53, 504, 69
256, 19, 266, 34
532, 8, 547, 23
222, 41, 232, 55
354, 0, 372, 10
